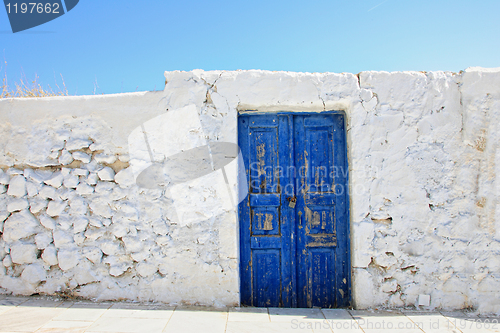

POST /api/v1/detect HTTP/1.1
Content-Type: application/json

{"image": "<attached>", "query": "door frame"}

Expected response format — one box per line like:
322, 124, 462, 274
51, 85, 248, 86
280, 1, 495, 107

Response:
237, 110, 352, 308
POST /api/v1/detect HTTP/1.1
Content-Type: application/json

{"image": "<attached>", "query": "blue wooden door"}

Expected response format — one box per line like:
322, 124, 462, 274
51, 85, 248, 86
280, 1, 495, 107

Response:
238, 112, 350, 308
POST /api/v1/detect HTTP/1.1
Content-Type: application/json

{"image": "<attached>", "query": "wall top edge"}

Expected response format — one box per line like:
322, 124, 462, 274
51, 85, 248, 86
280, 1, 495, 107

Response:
464, 66, 500, 73
163, 68, 500, 77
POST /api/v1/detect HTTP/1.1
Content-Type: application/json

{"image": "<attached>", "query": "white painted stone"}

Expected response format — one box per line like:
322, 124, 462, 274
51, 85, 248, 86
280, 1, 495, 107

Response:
95, 154, 117, 164
83, 159, 99, 172
136, 261, 157, 277
110, 187, 126, 201
75, 183, 94, 195
56, 216, 72, 231
73, 232, 85, 245
39, 214, 56, 230
73, 261, 99, 285
131, 251, 150, 262
35, 232, 53, 249
68, 197, 88, 216
53, 230, 74, 248
25, 182, 39, 197
82, 247, 102, 264
72, 168, 89, 177
23, 169, 43, 184
373, 253, 398, 268
42, 246, 58, 266
111, 201, 138, 220
7, 198, 29, 212
2, 210, 40, 243
0, 185, 6, 194
57, 249, 80, 271
0, 170, 10, 185
88, 216, 103, 228
89, 200, 112, 218
381, 280, 399, 293
109, 264, 129, 277
114, 168, 136, 187
38, 185, 57, 200
21, 263, 47, 285
58, 149, 74, 165
10, 242, 37, 264
86, 173, 99, 185
63, 174, 80, 189
72, 151, 91, 163
95, 181, 114, 194
360, 88, 373, 102
97, 167, 115, 181
362, 95, 378, 111
66, 138, 92, 151
84, 228, 105, 241
61, 168, 70, 177
0, 210, 9, 223
111, 223, 128, 238
44, 172, 64, 188
6, 168, 23, 176
152, 219, 169, 236
73, 217, 89, 234
47, 150, 59, 160
155, 235, 170, 246
89, 142, 102, 151
122, 236, 143, 253
118, 154, 130, 162
0, 242, 6, 259
46, 200, 67, 217
2, 254, 12, 267
34, 170, 54, 183
101, 241, 122, 256
50, 142, 65, 151
57, 188, 76, 201
7, 175, 27, 197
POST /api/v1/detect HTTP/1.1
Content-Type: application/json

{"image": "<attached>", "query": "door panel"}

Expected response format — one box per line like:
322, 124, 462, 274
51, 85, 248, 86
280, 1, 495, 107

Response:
295, 115, 339, 308
239, 115, 294, 307
239, 112, 350, 308
252, 249, 281, 307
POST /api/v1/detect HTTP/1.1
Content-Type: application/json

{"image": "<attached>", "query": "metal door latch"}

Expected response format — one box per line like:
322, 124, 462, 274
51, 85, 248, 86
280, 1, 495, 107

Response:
287, 196, 297, 208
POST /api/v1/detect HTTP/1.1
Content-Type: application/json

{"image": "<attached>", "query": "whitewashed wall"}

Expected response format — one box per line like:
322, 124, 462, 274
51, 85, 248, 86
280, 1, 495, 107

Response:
0, 68, 499, 313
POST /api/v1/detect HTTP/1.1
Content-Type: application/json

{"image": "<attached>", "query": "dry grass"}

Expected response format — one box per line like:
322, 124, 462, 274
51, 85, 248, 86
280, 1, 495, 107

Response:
1, 61, 68, 98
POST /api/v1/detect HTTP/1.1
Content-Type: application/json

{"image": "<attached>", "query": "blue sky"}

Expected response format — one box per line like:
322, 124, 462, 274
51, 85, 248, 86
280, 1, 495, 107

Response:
1, 0, 499, 95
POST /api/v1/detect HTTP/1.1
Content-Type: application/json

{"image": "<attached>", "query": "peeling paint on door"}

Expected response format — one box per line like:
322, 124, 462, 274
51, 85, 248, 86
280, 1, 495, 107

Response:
239, 112, 351, 308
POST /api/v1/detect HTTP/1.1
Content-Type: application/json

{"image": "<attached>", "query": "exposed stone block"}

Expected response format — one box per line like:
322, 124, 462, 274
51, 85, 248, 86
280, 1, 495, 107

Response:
7, 176, 27, 198
97, 167, 115, 181
3, 210, 40, 243
44, 172, 64, 188
10, 242, 37, 264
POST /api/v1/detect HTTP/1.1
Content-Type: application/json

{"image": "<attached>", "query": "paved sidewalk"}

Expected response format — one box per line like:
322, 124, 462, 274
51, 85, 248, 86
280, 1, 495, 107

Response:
0, 295, 499, 333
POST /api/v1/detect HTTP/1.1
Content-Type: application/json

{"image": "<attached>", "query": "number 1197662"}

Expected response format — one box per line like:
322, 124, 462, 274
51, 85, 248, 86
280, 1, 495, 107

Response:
5, 2, 60, 14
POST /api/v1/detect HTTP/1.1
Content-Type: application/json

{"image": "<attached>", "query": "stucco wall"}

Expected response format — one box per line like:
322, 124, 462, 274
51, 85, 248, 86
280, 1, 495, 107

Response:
0, 68, 499, 313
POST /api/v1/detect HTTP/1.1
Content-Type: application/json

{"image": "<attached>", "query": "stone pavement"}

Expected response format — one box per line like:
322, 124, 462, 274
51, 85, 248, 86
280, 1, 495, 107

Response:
0, 295, 499, 333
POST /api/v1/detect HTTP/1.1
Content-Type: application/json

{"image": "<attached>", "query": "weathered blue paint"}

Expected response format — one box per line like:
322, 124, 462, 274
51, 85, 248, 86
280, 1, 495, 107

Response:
238, 112, 350, 308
